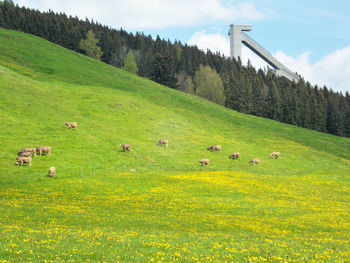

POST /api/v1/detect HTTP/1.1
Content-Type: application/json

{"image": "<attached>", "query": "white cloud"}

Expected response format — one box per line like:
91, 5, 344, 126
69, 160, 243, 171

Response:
187, 31, 350, 93
16, 0, 268, 29
188, 31, 230, 56
275, 47, 350, 94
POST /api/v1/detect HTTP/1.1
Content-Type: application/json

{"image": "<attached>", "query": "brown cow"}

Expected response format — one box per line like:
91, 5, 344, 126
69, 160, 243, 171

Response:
16, 156, 32, 166
269, 152, 281, 158
249, 159, 261, 165
18, 151, 32, 157
36, 146, 51, 156
19, 148, 36, 157
48, 167, 56, 177
199, 158, 210, 166
64, 122, 78, 130
207, 145, 221, 151
229, 152, 240, 159
157, 139, 168, 147
121, 144, 131, 152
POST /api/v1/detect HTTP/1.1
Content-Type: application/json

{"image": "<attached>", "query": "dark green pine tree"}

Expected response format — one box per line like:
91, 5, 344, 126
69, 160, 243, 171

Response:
281, 85, 296, 125
344, 92, 350, 137
1, 0, 17, 29
337, 95, 347, 136
299, 82, 313, 128
312, 86, 327, 132
250, 76, 266, 116
267, 80, 282, 120
326, 93, 343, 136
235, 72, 251, 113
223, 73, 238, 110
0, 3, 4, 26
346, 92, 350, 105
147, 52, 177, 89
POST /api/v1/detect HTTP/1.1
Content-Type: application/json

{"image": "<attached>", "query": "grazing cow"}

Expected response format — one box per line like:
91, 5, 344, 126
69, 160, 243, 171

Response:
18, 151, 32, 157
199, 158, 210, 166
249, 159, 261, 165
19, 148, 36, 157
207, 145, 221, 152
157, 139, 168, 147
64, 122, 78, 130
16, 156, 32, 166
121, 144, 131, 152
229, 152, 240, 159
36, 146, 51, 156
269, 152, 281, 158
48, 167, 56, 177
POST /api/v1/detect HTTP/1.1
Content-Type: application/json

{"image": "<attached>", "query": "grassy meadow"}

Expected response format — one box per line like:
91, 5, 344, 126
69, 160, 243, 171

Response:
0, 28, 349, 262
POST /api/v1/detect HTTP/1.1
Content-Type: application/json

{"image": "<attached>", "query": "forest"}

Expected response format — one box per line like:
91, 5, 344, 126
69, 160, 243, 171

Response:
1, 0, 349, 137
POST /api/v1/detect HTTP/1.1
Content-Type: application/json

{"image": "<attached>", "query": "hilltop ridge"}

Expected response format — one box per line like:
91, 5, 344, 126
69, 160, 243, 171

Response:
1, 0, 350, 138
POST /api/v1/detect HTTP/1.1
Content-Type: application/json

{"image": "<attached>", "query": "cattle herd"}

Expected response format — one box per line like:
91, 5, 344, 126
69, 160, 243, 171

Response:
14, 123, 74, 176
199, 145, 280, 166
16, 146, 52, 172
15, 122, 281, 176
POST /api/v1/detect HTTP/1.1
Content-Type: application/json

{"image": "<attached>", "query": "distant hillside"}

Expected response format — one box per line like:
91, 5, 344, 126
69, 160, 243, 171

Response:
0, 28, 350, 262
1, 0, 349, 138
1, 27, 349, 174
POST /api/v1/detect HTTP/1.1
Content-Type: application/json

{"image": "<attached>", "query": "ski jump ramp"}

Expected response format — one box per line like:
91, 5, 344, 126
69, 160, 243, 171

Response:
229, 24, 299, 82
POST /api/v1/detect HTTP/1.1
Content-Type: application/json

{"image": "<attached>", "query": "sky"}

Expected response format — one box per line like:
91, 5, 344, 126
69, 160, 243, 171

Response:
14, 0, 350, 94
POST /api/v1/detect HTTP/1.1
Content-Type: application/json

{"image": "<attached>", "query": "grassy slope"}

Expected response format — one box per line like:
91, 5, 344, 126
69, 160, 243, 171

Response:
0, 28, 349, 262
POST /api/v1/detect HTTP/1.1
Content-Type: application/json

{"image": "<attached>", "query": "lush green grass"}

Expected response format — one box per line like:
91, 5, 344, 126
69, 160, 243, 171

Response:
0, 28, 349, 262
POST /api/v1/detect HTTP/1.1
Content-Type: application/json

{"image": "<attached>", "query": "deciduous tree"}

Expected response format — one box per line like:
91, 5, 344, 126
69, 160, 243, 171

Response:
79, 30, 103, 60
193, 65, 225, 105
123, 49, 138, 74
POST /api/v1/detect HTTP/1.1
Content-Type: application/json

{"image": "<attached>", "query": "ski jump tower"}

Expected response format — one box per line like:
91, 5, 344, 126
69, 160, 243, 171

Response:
229, 24, 299, 82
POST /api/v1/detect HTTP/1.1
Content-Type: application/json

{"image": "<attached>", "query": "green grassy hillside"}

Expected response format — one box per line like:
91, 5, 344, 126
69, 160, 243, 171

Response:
0, 28, 349, 262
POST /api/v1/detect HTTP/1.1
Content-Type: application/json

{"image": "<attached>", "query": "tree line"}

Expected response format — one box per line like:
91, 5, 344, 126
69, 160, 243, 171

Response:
1, 0, 349, 137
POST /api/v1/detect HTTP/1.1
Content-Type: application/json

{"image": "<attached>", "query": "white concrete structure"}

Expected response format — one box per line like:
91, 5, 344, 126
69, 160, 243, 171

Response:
229, 24, 299, 82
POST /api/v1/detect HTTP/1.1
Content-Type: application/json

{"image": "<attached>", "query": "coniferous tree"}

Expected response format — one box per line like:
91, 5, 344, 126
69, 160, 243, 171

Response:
147, 52, 177, 88
326, 93, 342, 136
312, 87, 327, 132
267, 81, 282, 120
